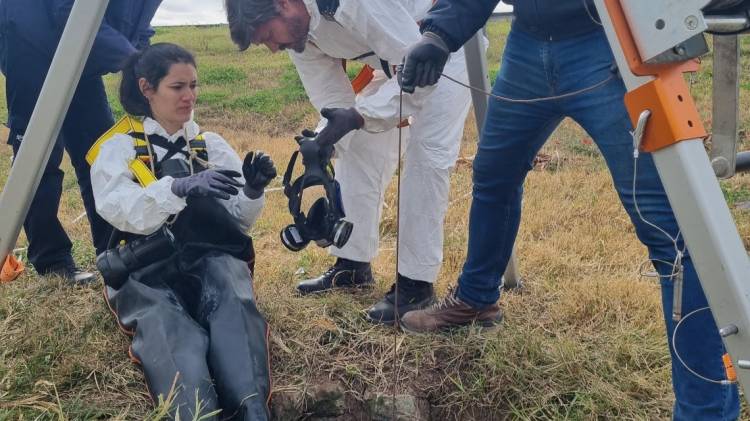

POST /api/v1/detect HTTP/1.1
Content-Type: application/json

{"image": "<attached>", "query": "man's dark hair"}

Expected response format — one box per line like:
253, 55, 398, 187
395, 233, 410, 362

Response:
119, 43, 197, 117
225, 0, 280, 51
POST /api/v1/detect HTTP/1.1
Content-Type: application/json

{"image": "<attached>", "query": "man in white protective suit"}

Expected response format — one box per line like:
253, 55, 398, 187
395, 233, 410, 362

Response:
225, 0, 477, 325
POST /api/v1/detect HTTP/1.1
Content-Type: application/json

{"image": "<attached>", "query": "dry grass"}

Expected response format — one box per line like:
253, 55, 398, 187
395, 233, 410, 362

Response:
1, 22, 750, 420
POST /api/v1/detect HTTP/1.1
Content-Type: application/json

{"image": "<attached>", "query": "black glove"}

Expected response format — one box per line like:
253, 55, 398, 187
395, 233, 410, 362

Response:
294, 128, 319, 144
315, 107, 364, 147
170, 169, 244, 200
242, 151, 277, 199
295, 129, 333, 161
399, 32, 451, 94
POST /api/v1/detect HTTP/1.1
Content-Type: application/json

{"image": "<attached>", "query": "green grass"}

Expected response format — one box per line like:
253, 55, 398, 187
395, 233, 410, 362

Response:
196, 89, 230, 106
722, 181, 750, 206
200, 65, 247, 85
99, 25, 314, 126
226, 66, 306, 114
1, 20, 750, 420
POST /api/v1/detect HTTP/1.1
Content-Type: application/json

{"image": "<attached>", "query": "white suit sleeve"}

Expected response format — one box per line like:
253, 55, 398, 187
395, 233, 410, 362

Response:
203, 132, 265, 232
91, 134, 187, 235
289, 44, 358, 145
336, 0, 438, 132
289, 44, 355, 111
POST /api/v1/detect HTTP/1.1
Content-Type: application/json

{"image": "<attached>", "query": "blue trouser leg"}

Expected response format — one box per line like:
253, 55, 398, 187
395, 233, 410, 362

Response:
8, 75, 114, 268
9, 129, 74, 272
5, 32, 114, 267
4, 29, 74, 272
457, 27, 740, 419
61, 75, 115, 255
456, 29, 562, 308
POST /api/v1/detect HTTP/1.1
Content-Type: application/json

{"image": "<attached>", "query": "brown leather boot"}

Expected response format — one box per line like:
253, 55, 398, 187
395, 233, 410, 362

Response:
399, 289, 502, 334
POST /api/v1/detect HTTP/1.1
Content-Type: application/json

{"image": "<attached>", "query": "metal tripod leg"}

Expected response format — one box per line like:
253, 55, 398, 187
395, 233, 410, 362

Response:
0, 0, 110, 264
710, 34, 741, 179
653, 140, 750, 392
464, 31, 490, 136
594, 0, 750, 402
464, 30, 523, 290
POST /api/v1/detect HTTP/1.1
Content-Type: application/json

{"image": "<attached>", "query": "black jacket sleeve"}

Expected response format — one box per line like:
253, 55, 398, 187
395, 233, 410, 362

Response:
420, 0, 502, 52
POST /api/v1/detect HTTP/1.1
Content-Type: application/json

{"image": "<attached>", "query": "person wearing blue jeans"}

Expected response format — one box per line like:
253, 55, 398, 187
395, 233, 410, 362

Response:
398, 1, 740, 419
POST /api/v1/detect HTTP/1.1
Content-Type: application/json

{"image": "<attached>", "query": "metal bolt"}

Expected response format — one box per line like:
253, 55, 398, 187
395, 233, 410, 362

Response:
674, 45, 687, 56
685, 15, 700, 30
720, 324, 739, 337
711, 156, 730, 178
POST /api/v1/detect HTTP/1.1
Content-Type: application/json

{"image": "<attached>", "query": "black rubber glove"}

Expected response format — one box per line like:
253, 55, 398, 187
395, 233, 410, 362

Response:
295, 129, 333, 161
399, 32, 451, 94
170, 169, 244, 200
316, 107, 364, 147
294, 128, 318, 144
242, 151, 277, 199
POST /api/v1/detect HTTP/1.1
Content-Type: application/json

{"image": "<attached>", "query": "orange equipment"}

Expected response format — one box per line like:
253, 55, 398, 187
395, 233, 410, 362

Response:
1, 254, 24, 283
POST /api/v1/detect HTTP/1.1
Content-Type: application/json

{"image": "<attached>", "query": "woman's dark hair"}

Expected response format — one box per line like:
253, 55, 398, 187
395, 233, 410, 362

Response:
119, 42, 197, 117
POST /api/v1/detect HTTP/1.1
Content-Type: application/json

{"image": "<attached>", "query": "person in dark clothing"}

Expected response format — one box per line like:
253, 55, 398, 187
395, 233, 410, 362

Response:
90, 43, 276, 420
0, 0, 162, 283
399, 1, 741, 419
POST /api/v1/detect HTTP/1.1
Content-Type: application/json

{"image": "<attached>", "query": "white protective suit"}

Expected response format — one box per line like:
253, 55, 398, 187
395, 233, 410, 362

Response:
289, 0, 477, 282
91, 117, 264, 235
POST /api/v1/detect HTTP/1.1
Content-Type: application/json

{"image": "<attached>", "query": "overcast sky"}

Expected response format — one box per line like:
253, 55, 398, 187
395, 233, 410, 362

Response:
152, 0, 227, 26
152, 0, 512, 26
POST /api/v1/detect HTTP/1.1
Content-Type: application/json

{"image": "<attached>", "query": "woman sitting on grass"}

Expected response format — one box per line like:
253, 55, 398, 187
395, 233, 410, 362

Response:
88, 42, 276, 420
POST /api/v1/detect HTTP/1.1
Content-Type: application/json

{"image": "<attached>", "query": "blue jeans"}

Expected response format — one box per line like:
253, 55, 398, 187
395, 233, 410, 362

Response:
457, 27, 740, 420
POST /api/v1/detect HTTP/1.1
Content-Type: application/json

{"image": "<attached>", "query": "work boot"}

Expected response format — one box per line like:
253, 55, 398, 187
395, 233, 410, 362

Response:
42, 264, 97, 285
297, 258, 374, 295
366, 275, 435, 326
400, 288, 503, 334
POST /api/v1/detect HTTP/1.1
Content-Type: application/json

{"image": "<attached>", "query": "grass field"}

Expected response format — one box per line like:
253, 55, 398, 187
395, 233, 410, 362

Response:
1, 22, 750, 419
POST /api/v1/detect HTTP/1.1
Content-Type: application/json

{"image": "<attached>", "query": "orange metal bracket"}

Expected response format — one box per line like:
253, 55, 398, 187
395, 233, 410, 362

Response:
604, 0, 707, 152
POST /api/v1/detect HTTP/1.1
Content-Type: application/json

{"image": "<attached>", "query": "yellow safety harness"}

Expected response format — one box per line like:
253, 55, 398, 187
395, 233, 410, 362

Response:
86, 115, 207, 187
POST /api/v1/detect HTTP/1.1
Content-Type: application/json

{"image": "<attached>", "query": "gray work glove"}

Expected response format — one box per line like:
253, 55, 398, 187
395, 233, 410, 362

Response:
316, 107, 364, 147
170, 169, 243, 200
399, 32, 451, 94
242, 151, 277, 199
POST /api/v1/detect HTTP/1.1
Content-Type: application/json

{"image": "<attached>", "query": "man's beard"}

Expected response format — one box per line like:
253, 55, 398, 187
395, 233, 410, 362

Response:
284, 15, 309, 53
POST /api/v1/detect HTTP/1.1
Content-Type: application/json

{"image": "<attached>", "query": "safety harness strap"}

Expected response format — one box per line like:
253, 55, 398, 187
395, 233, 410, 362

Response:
134, 133, 189, 161
87, 115, 208, 188
130, 132, 207, 161
86, 115, 146, 165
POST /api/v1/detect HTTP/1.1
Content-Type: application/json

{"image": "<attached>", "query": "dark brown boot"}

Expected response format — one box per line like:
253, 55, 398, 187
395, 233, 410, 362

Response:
365, 276, 435, 326
399, 289, 502, 334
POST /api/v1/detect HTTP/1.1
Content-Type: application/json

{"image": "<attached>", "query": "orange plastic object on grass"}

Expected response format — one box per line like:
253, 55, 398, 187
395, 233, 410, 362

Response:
1, 254, 25, 283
